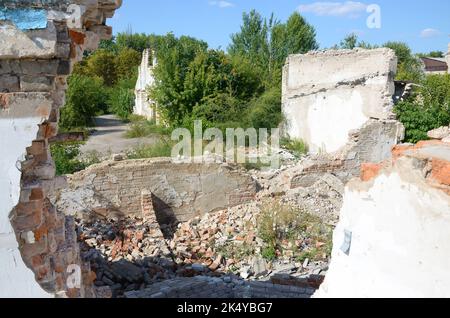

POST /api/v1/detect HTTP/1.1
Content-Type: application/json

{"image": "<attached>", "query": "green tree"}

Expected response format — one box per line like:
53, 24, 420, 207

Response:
115, 47, 141, 81
395, 74, 450, 143
336, 33, 378, 50
60, 75, 107, 129
284, 12, 319, 55
98, 38, 118, 53
150, 33, 208, 124
109, 81, 135, 120
229, 10, 318, 87
339, 33, 358, 49
418, 51, 445, 58
246, 86, 282, 129
86, 49, 118, 86
383, 41, 424, 82
228, 10, 270, 69
116, 32, 153, 52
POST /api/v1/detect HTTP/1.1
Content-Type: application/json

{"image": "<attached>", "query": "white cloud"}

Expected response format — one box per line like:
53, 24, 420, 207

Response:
209, 1, 235, 8
420, 28, 441, 38
298, 1, 369, 18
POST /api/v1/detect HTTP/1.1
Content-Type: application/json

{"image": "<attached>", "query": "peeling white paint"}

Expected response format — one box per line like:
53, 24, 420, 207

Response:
316, 158, 450, 298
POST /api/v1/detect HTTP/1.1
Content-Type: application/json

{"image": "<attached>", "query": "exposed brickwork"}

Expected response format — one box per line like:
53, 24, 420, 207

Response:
0, 0, 122, 297
55, 159, 258, 222
360, 163, 384, 182
124, 276, 317, 299
362, 140, 450, 195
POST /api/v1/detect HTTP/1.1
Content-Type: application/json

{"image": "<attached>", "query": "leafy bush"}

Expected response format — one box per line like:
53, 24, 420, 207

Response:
395, 74, 450, 143
192, 93, 243, 125
395, 102, 449, 143
383, 41, 424, 83
109, 86, 135, 120
50, 142, 99, 176
60, 75, 107, 130
246, 86, 282, 129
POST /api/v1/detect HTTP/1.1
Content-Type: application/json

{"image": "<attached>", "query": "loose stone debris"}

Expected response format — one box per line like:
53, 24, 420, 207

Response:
78, 196, 330, 298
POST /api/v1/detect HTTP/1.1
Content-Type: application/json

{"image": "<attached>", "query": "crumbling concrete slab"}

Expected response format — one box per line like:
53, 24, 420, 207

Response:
282, 48, 398, 154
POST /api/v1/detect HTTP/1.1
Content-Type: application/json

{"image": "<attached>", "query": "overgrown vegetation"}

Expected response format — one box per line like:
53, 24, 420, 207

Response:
50, 142, 100, 176
281, 137, 309, 158
126, 138, 174, 159
61, 12, 449, 148
149, 10, 318, 131
395, 74, 450, 143
59, 75, 107, 130
60, 36, 144, 130
125, 116, 171, 138
257, 201, 333, 262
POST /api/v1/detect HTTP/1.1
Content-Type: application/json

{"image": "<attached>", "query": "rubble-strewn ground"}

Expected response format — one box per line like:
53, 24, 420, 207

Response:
78, 195, 333, 298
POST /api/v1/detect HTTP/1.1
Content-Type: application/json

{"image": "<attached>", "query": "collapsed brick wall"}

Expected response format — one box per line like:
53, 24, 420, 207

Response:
54, 158, 258, 223
0, 0, 122, 298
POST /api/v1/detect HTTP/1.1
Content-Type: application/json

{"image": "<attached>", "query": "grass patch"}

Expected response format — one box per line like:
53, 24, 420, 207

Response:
126, 138, 174, 159
281, 137, 309, 158
214, 242, 256, 262
257, 200, 333, 262
125, 118, 171, 139
242, 161, 272, 171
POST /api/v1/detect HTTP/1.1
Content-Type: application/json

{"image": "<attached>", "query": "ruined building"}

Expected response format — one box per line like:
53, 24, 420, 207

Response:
134, 48, 158, 123
0, 0, 122, 297
0, 0, 449, 299
281, 48, 450, 298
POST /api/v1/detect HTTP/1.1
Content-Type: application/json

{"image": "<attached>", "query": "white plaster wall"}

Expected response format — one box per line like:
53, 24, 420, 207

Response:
282, 49, 397, 155
0, 118, 52, 298
446, 43, 450, 74
292, 90, 369, 153
315, 158, 450, 298
134, 49, 157, 121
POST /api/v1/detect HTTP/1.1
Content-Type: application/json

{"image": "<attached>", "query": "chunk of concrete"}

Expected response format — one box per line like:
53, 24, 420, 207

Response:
282, 48, 397, 154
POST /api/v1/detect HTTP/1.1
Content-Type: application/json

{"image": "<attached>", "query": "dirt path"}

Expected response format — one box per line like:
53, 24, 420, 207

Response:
79, 114, 160, 158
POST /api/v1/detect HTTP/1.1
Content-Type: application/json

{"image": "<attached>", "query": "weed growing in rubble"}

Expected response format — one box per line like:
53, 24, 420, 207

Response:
257, 201, 333, 262
214, 242, 256, 262
281, 138, 309, 158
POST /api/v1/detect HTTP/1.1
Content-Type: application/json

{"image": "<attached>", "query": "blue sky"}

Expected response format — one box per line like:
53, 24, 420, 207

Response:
109, 0, 450, 54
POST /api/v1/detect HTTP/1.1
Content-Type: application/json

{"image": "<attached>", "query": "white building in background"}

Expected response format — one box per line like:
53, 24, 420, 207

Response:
134, 49, 159, 123
446, 43, 450, 74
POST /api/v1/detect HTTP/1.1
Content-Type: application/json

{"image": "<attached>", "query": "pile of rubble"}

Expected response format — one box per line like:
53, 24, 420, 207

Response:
253, 168, 344, 225
77, 198, 331, 297
428, 125, 450, 142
